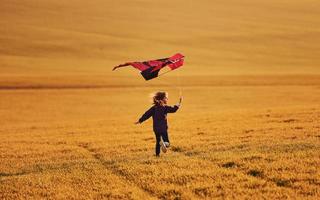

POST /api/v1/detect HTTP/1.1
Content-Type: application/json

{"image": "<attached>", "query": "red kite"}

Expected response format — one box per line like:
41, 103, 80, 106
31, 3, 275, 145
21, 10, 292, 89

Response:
113, 53, 184, 80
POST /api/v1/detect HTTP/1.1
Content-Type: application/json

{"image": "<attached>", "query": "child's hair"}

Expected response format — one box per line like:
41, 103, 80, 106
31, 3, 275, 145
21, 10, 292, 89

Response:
152, 91, 168, 106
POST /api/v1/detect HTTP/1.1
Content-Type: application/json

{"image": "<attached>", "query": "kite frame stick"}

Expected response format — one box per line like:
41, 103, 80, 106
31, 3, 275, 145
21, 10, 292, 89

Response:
157, 67, 173, 77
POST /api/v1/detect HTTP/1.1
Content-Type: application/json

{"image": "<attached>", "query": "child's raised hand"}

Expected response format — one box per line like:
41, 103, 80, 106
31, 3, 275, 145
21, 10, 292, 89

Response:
176, 96, 183, 107
179, 96, 183, 104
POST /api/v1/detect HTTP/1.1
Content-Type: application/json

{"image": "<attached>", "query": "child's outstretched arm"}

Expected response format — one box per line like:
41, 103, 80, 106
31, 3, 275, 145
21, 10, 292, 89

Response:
135, 106, 154, 124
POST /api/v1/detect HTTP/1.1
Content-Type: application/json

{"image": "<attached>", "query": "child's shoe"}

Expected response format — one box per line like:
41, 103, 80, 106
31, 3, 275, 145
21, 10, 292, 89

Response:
160, 140, 167, 153
164, 142, 170, 148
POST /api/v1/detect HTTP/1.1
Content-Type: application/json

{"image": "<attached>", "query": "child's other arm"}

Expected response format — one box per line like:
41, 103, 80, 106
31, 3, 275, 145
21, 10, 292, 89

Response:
165, 105, 179, 113
166, 97, 183, 113
136, 106, 154, 124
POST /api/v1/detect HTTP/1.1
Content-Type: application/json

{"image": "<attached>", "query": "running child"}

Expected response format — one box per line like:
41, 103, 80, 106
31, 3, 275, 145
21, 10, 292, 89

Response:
135, 91, 182, 156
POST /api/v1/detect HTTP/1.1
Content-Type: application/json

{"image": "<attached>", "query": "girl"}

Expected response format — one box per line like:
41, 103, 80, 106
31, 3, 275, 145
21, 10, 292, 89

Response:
135, 91, 182, 156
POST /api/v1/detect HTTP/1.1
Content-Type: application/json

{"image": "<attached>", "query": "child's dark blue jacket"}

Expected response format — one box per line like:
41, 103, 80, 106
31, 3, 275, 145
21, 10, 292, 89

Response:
138, 105, 179, 133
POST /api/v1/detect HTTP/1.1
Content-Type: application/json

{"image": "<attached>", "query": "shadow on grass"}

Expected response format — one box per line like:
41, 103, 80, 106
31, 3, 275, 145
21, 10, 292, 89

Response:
0, 171, 27, 177
221, 161, 238, 168
272, 178, 292, 187
247, 169, 264, 178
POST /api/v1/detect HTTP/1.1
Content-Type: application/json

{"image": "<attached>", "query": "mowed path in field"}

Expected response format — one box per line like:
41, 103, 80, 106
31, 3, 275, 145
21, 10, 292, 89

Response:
0, 76, 320, 199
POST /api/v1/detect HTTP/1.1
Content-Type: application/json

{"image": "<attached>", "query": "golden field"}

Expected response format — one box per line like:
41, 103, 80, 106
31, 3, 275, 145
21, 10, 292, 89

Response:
1, 0, 320, 199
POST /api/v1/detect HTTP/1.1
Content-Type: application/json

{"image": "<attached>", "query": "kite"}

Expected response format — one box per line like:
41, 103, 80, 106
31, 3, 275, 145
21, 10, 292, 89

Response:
113, 53, 184, 80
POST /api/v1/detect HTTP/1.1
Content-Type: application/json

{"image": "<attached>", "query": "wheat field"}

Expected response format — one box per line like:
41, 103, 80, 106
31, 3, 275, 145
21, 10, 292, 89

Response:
1, 0, 320, 199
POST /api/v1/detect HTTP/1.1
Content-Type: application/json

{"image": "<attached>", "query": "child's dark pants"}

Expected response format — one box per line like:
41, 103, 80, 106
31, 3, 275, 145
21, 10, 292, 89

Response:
154, 131, 169, 156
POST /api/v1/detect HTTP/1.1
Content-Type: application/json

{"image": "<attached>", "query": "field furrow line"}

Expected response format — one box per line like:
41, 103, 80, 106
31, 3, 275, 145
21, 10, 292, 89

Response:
77, 143, 158, 200
171, 147, 310, 191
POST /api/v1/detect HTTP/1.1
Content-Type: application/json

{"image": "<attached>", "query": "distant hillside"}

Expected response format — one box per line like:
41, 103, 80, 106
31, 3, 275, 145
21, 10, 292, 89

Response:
1, 0, 320, 77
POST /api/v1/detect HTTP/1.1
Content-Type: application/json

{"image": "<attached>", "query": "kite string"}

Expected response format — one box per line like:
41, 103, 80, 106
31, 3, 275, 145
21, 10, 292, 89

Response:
177, 67, 182, 97
157, 67, 183, 98
157, 69, 172, 77
158, 69, 182, 95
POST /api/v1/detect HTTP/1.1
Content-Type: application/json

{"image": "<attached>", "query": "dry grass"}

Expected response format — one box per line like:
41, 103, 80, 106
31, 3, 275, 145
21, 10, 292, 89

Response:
1, 0, 320, 199
1, 80, 319, 199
